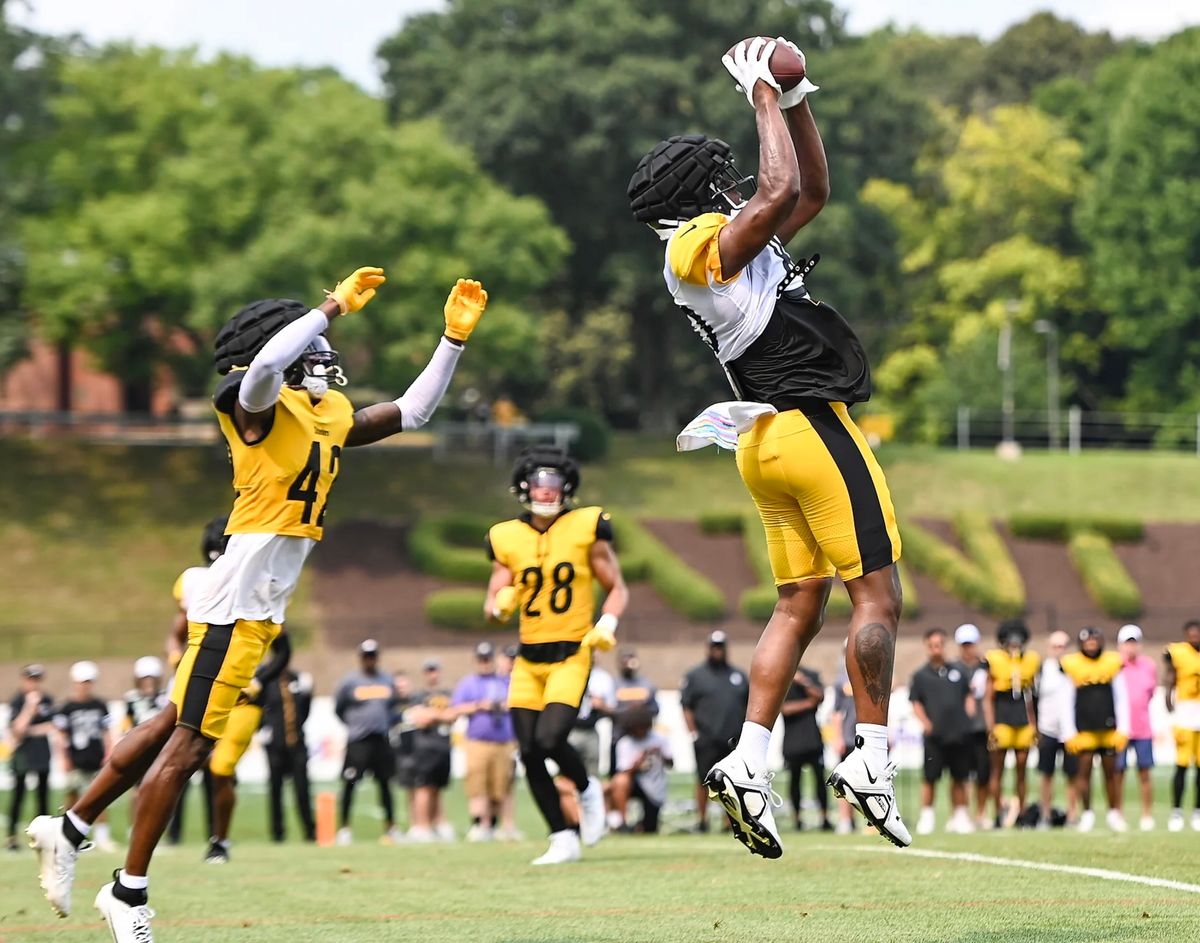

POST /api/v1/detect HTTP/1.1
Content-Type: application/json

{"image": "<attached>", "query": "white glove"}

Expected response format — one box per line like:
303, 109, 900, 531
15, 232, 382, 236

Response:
722, 37, 780, 107
774, 37, 820, 110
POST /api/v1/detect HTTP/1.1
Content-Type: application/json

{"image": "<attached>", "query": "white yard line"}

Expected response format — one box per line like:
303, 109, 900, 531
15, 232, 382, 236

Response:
822, 845, 1200, 895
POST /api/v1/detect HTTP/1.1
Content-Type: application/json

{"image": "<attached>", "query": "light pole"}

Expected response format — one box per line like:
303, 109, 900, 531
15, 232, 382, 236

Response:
996, 300, 1021, 459
1034, 319, 1060, 450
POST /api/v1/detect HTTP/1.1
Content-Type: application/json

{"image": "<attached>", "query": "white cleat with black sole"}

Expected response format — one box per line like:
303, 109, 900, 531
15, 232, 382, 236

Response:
827, 741, 912, 848
95, 880, 155, 943
531, 829, 582, 866
26, 814, 90, 918
704, 752, 784, 859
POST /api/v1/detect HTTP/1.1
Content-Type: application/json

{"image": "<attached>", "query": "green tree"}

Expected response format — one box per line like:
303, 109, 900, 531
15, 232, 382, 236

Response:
20, 46, 568, 407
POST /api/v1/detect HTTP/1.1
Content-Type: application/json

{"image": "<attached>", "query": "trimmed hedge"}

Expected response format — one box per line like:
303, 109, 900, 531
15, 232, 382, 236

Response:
698, 511, 747, 535
425, 588, 497, 631
1009, 513, 1145, 543
902, 513, 1025, 616
407, 514, 494, 583
611, 515, 725, 621
1068, 531, 1143, 619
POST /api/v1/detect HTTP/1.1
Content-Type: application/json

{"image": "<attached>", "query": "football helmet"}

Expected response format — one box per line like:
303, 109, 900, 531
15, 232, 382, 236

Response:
997, 618, 1030, 650
1078, 625, 1104, 654
202, 515, 230, 563
213, 298, 347, 397
627, 135, 754, 236
511, 445, 580, 518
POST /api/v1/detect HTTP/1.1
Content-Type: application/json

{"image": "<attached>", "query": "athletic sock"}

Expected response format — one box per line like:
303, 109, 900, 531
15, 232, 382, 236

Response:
855, 723, 890, 770
1173, 766, 1187, 808
63, 811, 90, 848
113, 870, 149, 906
734, 722, 772, 772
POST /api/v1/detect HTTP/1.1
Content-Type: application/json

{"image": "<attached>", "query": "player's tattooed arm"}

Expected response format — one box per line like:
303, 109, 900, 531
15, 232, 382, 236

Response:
775, 100, 830, 246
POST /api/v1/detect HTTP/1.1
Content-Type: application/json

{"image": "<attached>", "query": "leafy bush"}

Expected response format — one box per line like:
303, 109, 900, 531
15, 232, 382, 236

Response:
1068, 531, 1142, 619
407, 514, 494, 583
611, 516, 725, 621
1008, 513, 1144, 543
425, 588, 496, 631
698, 511, 746, 535
536, 407, 610, 461
902, 513, 1024, 616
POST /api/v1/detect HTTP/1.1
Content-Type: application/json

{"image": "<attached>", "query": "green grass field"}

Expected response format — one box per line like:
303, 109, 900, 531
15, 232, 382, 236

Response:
2, 772, 1198, 942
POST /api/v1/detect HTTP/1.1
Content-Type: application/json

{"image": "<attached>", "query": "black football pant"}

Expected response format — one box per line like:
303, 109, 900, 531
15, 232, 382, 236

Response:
512, 704, 588, 834
267, 744, 316, 841
786, 750, 828, 822
7, 769, 49, 838
167, 767, 214, 844
1171, 765, 1200, 809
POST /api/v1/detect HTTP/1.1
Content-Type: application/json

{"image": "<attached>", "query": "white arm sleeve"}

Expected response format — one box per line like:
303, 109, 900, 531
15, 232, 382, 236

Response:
238, 308, 330, 413
1114, 673, 1131, 736
393, 337, 463, 431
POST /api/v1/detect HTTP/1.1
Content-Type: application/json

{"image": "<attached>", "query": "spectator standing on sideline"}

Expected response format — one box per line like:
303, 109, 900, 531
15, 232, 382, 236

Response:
6, 665, 55, 851
389, 671, 417, 829
261, 666, 315, 842
909, 629, 974, 835
680, 632, 748, 832
613, 649, 659, 740
452, 643, 516, 842
954, 624, 992, 829
610, 706, 674, 833
407, 659, 456, 842
1035, 631, 1078, 827
334, 640, 401, 845
830, 648, 857, 835
54, 662, 116, 852
1164, 619, 1200, 832
1116, 625, 1157, 831
780, 665, 830, 831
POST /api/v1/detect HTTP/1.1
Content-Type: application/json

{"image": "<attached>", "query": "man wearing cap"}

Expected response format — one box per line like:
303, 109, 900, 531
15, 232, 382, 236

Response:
334, 640, 401, 844
407, 659, 457, 841
1116, 625, 1157, 830
681, 632, 749, 833
452, 642, 516, 842
54, 662, 116, 852
6, 665, 55, 850
261, 663, 316, 843
953, 624, 992, 829
1034, 630, 1078, 828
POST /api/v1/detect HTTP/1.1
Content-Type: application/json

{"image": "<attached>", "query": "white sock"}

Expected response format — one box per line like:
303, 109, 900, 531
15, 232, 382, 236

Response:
855, 723, 889, 769
117, 870, 148, 891
734, 721, 772, 771
65, 810, 91, 837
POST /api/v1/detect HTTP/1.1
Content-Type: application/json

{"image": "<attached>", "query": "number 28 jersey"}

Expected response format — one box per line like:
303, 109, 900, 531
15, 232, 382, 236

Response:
488, 507, 611, 645
215, 373, 354, 540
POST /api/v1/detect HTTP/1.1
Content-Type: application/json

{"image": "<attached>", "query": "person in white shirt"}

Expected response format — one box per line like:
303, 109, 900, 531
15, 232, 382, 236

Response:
1035, 631, 1079, 826
610, 706, 674, 833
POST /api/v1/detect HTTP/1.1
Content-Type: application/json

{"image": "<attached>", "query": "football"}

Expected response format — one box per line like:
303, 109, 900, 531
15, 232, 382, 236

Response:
728, 36, 807, 91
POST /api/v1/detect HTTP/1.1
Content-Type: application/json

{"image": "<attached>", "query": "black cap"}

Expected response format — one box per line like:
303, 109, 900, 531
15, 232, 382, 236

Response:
709, 630, 728, 646
503, 645, 519, 659
422, 658, 441, 672
22, 664, 45, 679
359, 639, 379, 656
475, 641, 495, 659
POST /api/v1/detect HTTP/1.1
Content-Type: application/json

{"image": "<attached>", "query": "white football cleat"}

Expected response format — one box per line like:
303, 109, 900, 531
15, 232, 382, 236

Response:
827, 746, 911, 848
704, 751, 784, 859
335, 827, 353, 846
435, 822, 457, 842
1167, 809, 1185, 832
95, 882, 155, 943
1192, 810, 1200, 832
1139, 815, 1155, 832
916, 807, 936, 836
1105, 810, 1128, 833
531, 829, 581, 866
466, 823, 493, 843
947, 807, 975, 834
1077, 809, 1096, 832
578, 776, 607, 847
26, 815, 89, 918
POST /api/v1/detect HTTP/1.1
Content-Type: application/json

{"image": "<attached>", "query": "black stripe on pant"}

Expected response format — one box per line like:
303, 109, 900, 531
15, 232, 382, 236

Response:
178, 622, 235, 736
806, 403, 895, 576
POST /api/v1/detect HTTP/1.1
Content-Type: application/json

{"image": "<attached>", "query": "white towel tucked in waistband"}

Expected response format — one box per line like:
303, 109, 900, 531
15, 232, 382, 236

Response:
676, 401, 778, 452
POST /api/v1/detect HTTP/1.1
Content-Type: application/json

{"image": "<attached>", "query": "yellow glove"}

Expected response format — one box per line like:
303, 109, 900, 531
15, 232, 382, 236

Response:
443, 278, 488, 342
583, 613, 618, 652
491, 585, 518, 622
1111, 731, 1129, 753
329, 266, 386, 315
1065, 733, 1088, 755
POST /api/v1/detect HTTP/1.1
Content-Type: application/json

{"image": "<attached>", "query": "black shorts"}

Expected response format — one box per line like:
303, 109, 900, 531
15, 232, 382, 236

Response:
410, 748, 451, 789
966, 731, 990, 782
694, 740, 727, 784
923, 738, 972, 784
342, 734, 394, 784
1036, 734, 1079, 778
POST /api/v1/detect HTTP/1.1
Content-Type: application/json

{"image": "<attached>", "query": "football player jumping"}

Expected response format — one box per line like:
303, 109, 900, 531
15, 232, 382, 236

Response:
27, 267, 488, 941
627, 37, 908, 855
484, 446, 629, 865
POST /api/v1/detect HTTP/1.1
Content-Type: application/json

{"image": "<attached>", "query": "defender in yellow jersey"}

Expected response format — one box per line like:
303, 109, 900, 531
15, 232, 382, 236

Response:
484, 446, 628, 865
1164, 620, 1200, 831
982, 620, 1039, 826
1062, 628, 1129, 832
28, 269, 489, 935
628, 37, 907, 854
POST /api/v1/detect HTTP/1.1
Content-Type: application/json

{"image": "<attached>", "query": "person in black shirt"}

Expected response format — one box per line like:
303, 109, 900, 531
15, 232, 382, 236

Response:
781, 666, 830, 830
7, 665, 55, 850
909, 629, 974, 836
407, 660, 456, 841
54, 662, 115, 851
680, 632, 749, 832
260, 668, 315, 842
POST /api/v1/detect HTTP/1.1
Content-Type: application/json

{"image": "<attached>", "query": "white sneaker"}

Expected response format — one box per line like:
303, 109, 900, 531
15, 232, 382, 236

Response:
1078, 810, 1095, 832
916, 807, 936, 836
466, 823, 493, 843
26, 815, 89, 918
1140, 815, 1155, 832
335, 827, 353, 846
95, 882, 155, 943
494, 827, 524, 842
1192, 810, 1200, 832
1168, 809, 1185, 832
948, 807, 975, 834
380, 827, 406, 846
578, 776, 606, 847
835, 818, 853, 836
827, 747, 911, 848
704, 751, 784, 859
1106, 810, 1128, 833
976, 814, 994, 832
435, 822, 457, 842
531, 829, 581, 866
407, 827, 436, 844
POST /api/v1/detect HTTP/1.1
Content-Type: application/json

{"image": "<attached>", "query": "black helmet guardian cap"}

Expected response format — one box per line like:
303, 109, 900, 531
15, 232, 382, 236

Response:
214, 298, 346, 393
627, 135, 753, 229
201, 516, 230, 563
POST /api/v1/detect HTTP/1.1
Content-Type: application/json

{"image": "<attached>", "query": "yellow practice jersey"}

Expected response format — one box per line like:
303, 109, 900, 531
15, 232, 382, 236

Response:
1061, 650, 1121, 732
488, 507, 611, 644
985, 648, 1040, 727
214, 375, 354, 540
1167, 642, 1200, 702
